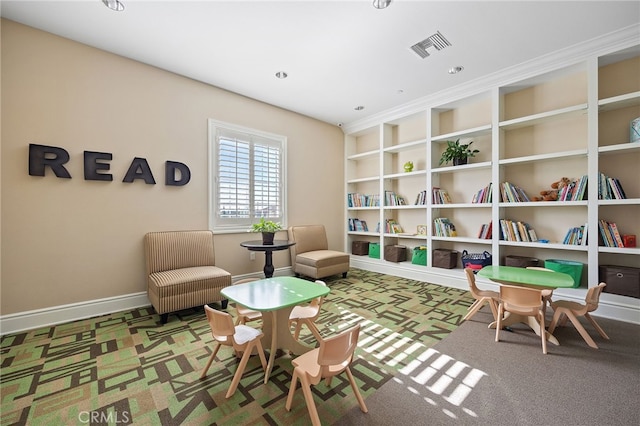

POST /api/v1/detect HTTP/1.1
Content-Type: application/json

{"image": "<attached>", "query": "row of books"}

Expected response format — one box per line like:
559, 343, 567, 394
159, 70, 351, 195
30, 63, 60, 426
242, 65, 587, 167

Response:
499, 182, 530, 202
562, 224, 588, 245
347, 192, 379, 207
415, 190, 429, 205
472, 183, 492, 204
598, 173, 627, 200
477, 221, 493, 239
432, 188, 452, 204
433, 218, 457, 237
348, 218, 369, 232
383, 219, 404, 234
559, 175, 588, 201
499, 219, 538, 242
598, 219, 625, 247
384, 190, 407, 206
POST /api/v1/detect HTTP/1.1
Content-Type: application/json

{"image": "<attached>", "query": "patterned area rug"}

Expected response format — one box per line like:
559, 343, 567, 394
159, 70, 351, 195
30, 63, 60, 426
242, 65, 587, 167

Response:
1, 269, 473, 425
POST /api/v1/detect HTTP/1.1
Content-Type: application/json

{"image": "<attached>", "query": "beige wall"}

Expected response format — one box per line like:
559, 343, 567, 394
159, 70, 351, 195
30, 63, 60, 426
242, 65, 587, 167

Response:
0, 19, 345, 315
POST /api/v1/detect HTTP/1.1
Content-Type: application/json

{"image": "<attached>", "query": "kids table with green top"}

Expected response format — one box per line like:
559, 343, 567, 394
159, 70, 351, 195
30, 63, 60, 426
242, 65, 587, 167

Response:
221, 276, 330, 383
477, 265, 574, 345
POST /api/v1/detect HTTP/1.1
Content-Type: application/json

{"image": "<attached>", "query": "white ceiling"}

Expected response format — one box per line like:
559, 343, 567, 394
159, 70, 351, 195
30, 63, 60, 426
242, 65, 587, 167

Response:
2, 1, 639, 127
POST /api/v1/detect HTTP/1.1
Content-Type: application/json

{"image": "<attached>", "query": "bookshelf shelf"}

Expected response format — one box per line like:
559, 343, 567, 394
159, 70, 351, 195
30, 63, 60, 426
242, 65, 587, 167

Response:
432, 161, 492, 174
499, 149, 588, 165
431, 124, 492, 142
499, 103, 588, 130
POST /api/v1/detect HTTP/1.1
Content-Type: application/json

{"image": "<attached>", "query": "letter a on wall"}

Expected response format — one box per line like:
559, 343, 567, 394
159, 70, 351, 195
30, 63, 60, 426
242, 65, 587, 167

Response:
123, 157, 156, 184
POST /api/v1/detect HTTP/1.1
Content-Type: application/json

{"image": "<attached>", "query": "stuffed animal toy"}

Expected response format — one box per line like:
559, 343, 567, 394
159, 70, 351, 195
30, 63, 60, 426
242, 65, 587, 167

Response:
532, 177, 571, 201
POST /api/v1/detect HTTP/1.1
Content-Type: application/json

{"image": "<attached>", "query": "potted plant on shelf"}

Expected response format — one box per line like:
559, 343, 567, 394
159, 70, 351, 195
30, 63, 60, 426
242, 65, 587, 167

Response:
439, 139, 479, 166
250, 218, 282, 244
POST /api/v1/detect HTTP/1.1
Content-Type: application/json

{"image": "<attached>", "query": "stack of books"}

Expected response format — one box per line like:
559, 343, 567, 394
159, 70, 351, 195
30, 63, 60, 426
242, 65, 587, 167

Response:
433, 218, 457, 237
472, 183, 492, 203
598, 219, 625, 247
499, 182, 530, 202
558, 175, 588, 201
384, 190, 407, 206
477, 221, 493, 239
384, 219, 404, 234
598, 173, 627, 200
562, 223, 588, 245
432, 187, 452, 204
414, 190, 428, 205
499, 219, 538, 242
348, 218, 369, 232
347, 192, 379, 207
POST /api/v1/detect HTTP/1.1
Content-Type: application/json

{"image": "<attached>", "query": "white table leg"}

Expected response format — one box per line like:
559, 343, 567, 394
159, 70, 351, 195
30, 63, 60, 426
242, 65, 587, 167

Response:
261, 306, 315, 384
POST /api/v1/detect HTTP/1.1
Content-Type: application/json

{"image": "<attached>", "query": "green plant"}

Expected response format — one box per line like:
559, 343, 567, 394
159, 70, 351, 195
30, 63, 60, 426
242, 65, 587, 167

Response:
250, 218, 282, 233
438, 139, 479, 166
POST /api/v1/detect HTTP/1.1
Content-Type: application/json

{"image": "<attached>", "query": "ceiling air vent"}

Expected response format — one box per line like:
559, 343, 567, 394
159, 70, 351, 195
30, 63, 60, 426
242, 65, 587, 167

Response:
410, 31, 451, 59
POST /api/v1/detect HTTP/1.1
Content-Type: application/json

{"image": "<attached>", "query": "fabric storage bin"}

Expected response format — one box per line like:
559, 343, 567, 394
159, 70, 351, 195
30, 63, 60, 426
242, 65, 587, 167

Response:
368, 243, 380, 259
461, 250, 492, 269
433, 249, 458, 269
544, 259, 583, 288
505, 255, 539, 268
412, 246, 427, 266
599, 265, 640, 298
384, 245, 406, 262
352, 241, 370, 255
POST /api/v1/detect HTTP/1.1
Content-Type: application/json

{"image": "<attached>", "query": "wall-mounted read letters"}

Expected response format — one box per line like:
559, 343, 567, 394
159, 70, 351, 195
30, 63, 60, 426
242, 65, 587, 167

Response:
28, 143, 191, 186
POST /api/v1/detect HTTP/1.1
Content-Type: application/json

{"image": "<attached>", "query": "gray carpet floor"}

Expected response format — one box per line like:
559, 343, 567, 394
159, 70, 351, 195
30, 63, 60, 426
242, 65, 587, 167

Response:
337, 309, 640, 426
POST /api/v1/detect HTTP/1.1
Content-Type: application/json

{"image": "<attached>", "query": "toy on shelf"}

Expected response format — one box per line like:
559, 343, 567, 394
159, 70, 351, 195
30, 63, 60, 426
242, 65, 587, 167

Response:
531, 177, 571, 201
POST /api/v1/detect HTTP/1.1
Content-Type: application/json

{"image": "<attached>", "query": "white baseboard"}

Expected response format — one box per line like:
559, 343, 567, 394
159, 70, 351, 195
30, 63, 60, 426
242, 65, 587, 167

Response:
350, 256, 640, 325
0, 292, 151, 336
0, 268, 296, 336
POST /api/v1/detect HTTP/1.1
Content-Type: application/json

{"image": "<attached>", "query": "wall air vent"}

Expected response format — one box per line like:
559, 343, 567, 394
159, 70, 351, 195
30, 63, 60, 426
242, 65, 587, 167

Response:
410, 31, 451, 59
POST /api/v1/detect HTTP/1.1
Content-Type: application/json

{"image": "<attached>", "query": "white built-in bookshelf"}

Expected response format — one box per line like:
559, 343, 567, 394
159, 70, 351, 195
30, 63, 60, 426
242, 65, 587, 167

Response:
343, 37, 640, 322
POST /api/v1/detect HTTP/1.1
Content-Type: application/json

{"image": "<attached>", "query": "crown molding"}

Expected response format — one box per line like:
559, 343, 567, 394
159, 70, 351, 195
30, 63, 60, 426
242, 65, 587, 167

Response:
343, 23, 640, 135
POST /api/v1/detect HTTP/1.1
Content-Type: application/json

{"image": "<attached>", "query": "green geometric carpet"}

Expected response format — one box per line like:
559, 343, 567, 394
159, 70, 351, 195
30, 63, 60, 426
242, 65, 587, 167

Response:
1, 268, 473, 425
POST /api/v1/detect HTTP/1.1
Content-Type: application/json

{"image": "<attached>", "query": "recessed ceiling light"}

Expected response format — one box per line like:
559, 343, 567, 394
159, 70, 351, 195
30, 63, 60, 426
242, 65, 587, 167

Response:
102, 0, 124, 12
448, 66, 464, 74
354, 106, 365, 111
373, 0, 392, 9
275, 71, 288, 79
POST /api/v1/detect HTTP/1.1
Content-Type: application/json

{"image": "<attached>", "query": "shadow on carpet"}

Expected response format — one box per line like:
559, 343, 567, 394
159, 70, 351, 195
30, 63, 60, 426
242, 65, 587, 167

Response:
337, 310, 640, 426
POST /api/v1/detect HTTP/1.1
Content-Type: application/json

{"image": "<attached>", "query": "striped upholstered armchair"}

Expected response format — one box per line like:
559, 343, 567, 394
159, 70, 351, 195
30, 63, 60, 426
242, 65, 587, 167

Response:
144, 230, 232, 324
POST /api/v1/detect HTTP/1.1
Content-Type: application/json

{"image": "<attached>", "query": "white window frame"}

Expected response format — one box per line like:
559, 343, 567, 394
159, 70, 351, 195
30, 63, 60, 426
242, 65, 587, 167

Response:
208, 119, 287, 233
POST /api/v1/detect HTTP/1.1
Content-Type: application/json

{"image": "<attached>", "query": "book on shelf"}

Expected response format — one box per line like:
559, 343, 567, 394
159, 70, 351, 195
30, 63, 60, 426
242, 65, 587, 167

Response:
499, 219, 537, 242
499, 182, 530, 202
598, 219, 625, 247
433, 217, 457, 237
567, 175, 588, 201
562, 223, 588, 245
348, 218, 369, 232
385, 218, 404, 234
477, 221, 493, 239
385, 190, 407, 206
598, 173, 627, 200
347, 192, 380, 207
414, 190, 428, 205
472, 182, 492, 203
432, 187, 452, 204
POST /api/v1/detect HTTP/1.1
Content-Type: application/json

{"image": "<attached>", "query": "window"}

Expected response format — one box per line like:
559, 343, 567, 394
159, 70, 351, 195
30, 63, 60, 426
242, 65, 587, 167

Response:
209, 119, 286, 232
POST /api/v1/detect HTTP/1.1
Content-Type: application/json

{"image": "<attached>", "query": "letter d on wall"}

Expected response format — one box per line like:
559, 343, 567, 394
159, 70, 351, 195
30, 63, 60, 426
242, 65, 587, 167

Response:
165, 161, 191, 186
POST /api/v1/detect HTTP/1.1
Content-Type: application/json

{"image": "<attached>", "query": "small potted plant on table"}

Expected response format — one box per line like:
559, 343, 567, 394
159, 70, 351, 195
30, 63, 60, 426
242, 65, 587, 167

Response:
439, 139, 479, 166
250, 218, 282, 244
